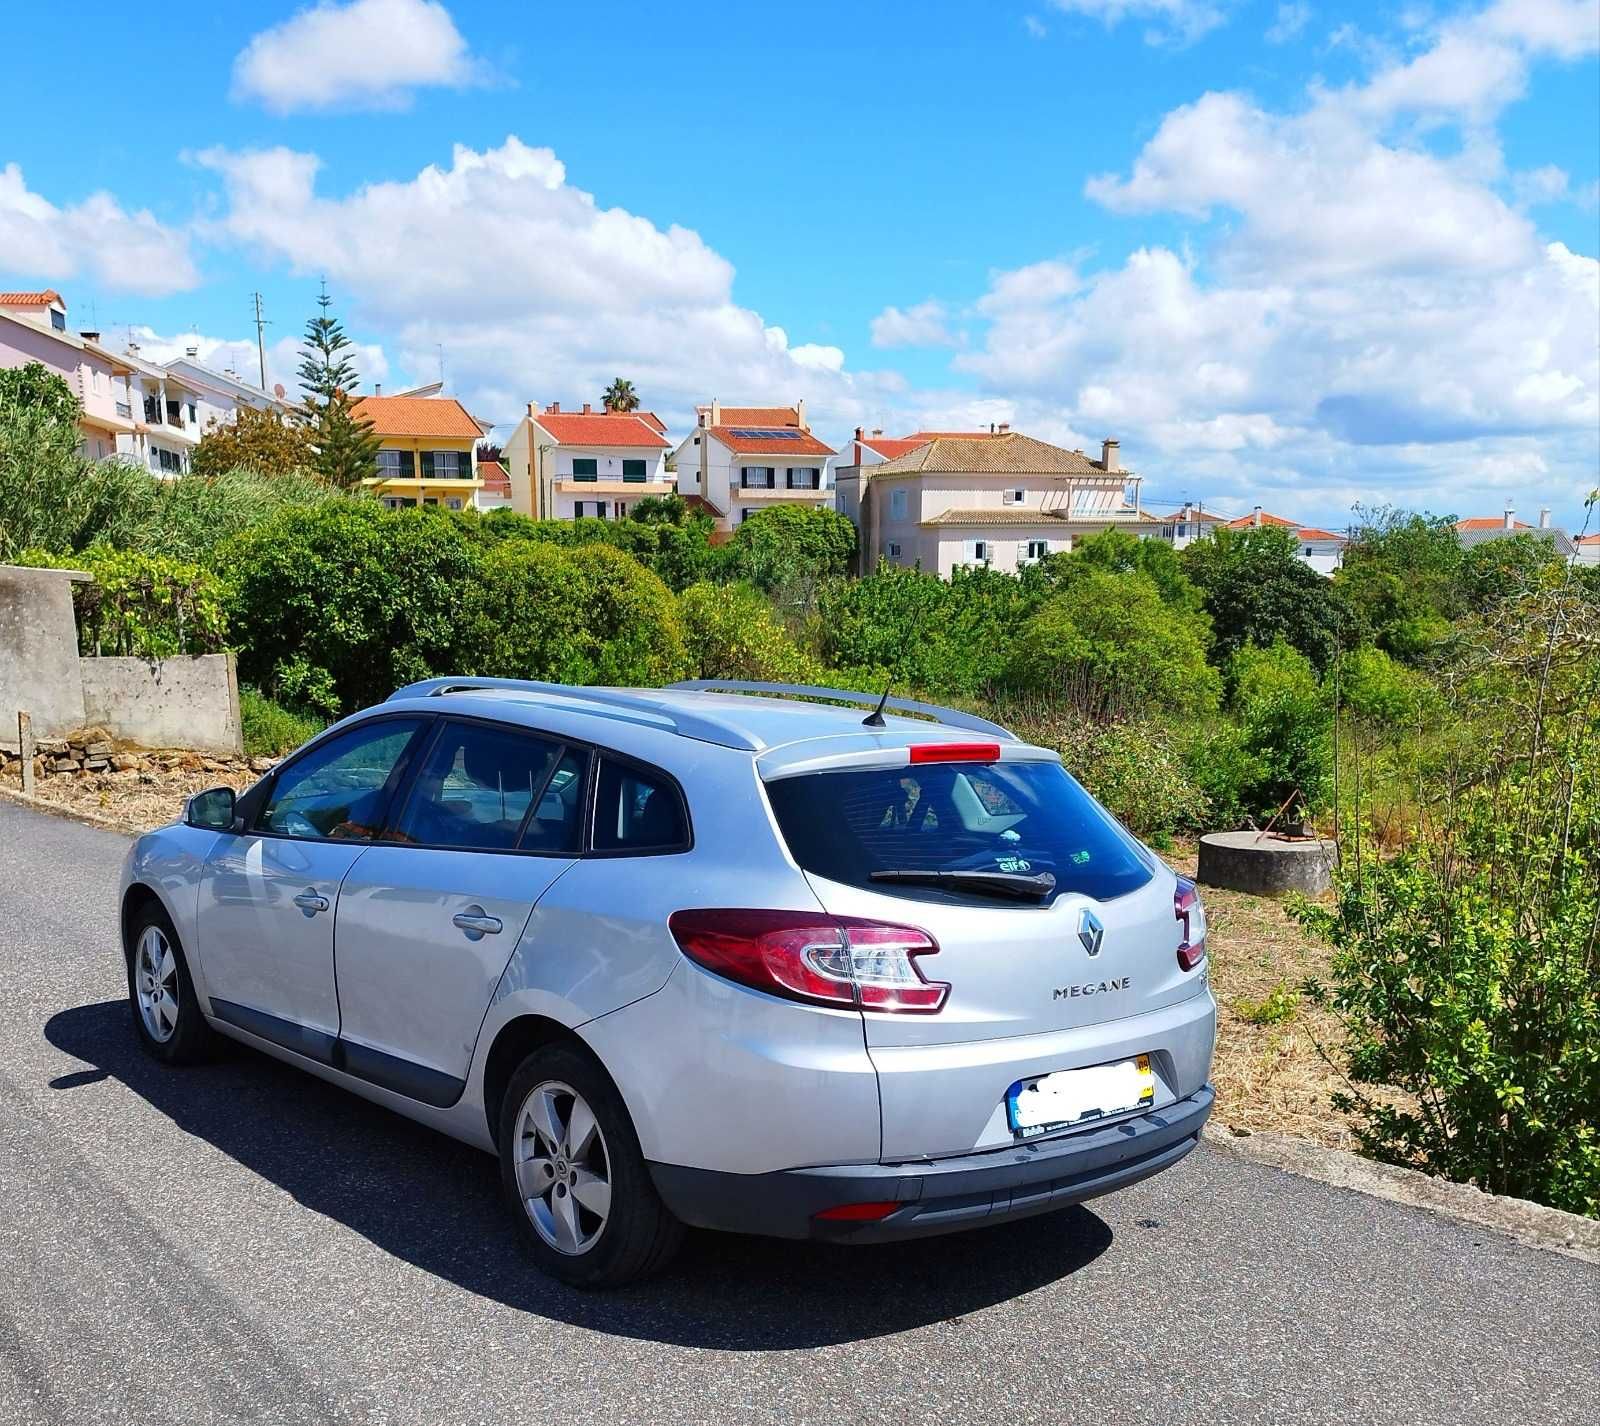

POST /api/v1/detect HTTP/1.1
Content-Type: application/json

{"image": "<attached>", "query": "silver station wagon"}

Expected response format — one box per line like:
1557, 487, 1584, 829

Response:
118, 678, 1217, 1286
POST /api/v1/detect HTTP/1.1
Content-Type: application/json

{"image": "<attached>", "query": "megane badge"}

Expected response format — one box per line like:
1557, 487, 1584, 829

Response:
1078, 908, 1105, 958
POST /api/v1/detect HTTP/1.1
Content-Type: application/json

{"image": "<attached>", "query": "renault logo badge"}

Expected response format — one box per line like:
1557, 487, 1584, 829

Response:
1078, 909, 1105, 957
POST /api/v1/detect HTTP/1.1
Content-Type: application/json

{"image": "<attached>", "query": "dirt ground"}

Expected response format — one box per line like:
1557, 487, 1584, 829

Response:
1, 774, 1354, 1146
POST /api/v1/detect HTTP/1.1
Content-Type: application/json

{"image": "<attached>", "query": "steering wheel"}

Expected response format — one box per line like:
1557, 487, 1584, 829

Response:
275, 810, 320, 839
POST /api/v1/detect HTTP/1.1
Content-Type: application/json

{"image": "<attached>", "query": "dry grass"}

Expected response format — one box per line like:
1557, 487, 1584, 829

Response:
0, 758, 254, 834
1166, 841, 1359, 1150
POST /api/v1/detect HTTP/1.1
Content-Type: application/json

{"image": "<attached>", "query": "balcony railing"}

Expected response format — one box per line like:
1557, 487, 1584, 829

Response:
115, 402, 132, 420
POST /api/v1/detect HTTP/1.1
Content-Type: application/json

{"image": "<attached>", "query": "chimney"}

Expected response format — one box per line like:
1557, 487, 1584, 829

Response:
79, 330, 100, 343
527, 401, 536, 418
185, 345, 199, 359
1252, 505, 1263, 527
997, 422, 1011, 435
582, 402, 592, 415
871, 428, 883, 437
854, 426, 864, 441
374, 383, 382, 396
1101, 437, 1121, 473
547, 401, 561, 414
795, 397, 807, 430
709, 398, 721, 427
1539, 506, 1550, 529
1504, 503, 1515, 530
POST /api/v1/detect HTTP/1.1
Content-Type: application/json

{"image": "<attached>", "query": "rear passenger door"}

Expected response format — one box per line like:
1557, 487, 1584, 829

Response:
330, 718, 586, 1106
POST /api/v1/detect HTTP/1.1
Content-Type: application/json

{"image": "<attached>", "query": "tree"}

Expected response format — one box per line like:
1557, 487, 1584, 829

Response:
191, 405, 314, 480
1333, 507, 1463, 660
296, 287, 380, 489
1005, 568, 1220, 718
602, 378, 640, 413
1043, 527, 1203, 613
1457, 532, 1564, 614
729, 503, 857, 592
1183, 524, 1345, 672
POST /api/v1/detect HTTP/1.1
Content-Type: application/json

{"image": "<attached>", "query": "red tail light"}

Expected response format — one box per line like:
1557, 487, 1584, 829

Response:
814, 1201, 901, 1222
667, 909, 948, 1013
1174, 876, 1207, 972
909, 741, 1001, 764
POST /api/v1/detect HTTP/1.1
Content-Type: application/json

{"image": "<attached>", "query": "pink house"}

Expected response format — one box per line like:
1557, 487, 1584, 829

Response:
0, 290, 138, 460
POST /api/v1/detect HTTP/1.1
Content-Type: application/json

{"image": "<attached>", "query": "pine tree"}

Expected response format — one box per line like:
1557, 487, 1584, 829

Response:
297, 284, 381, 490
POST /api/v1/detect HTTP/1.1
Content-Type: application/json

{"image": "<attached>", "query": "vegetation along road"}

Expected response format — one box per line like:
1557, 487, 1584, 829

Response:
1, 798, 1594, 1426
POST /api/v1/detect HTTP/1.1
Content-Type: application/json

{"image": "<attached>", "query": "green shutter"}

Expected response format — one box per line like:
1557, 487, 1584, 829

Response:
622, 459, 646, 482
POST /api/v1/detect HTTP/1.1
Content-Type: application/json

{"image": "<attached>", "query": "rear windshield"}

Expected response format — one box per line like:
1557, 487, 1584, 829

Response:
764, 759, 1153, 904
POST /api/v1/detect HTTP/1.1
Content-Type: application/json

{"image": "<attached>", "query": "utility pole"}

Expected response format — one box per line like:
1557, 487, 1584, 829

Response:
251, 292, 271, 388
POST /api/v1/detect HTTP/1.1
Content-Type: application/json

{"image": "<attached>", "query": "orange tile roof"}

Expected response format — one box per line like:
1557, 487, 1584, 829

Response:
1576, 534, 1600, 546
709, 425, 836, 457
901, 430, 1005, 441
716, 405, 801, 428
477, 459, 510, 495
1225, 510, 1345, 542
536, 412, 669, 447
0, 290, 63, 306
860, 437, 928, 461
634, 410, 667, 433
1457, 516, 1532, 531
350, 394, 484, 439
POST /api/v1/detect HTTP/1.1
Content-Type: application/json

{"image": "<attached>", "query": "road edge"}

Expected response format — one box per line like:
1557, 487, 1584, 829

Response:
1204, 1124, 1600, 1264
0, 784, 141, 837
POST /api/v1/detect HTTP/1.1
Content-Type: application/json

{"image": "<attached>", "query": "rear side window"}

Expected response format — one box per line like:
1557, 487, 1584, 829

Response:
592, 757, 689, 853
393, 721, 575, 853
764, 760, 1152, 902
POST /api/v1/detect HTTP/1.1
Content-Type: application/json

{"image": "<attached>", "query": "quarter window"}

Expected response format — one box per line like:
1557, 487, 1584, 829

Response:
393, 722, 577, 853
592, 758, 688, 853
258, 719, 425, 841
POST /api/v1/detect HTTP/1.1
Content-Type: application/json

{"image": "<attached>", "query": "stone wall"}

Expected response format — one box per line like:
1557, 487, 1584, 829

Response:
79, 653, 243, 758
0, 565, 89, 739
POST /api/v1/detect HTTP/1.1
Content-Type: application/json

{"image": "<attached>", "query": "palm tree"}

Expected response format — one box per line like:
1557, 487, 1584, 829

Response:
603, 378, 640, 413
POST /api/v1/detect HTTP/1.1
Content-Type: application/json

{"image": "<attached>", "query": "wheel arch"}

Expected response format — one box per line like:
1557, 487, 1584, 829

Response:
481, 1014, 621, 1151
120, 882, 171, 963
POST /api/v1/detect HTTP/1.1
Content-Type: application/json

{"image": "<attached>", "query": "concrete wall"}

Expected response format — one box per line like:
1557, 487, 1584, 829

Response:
80, 654, 243, 757
0, 565, 88, 741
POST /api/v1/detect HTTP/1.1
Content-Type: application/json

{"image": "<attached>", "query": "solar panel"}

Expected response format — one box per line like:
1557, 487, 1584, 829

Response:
730, 427, 802, 439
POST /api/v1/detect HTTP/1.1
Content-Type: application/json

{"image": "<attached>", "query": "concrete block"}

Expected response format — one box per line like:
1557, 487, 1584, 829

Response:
79, 653, 243, 758
1198, 831, 1338, 898
0, 565, 89, 740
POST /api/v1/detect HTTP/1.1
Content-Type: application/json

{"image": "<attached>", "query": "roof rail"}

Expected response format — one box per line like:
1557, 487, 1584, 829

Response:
385, 677, 762, 751
667, 680, 1019, 742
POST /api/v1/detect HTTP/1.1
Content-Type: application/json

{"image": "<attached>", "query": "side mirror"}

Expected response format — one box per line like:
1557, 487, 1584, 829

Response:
185, 785, 238, 831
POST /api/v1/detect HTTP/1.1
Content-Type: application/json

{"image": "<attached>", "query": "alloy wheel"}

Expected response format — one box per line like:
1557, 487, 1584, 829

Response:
135, 925, 179, 1043
513, 1080, 612, 1255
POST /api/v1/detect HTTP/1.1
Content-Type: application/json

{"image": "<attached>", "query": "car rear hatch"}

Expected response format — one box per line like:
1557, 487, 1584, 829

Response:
760, 738, 1208, 1159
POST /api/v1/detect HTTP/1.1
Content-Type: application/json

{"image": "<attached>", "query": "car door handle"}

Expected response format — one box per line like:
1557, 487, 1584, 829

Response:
452, 908, 503, 938
292, 889, 330, 914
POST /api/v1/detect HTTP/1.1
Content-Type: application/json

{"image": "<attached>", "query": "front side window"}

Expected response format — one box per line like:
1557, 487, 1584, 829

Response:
765, 761, 1153, 904
592, 757, 688, 853
394, 721, 579, 853
572, 458, 598, 481
622, 459, 647, 481
258, 719, 426, 841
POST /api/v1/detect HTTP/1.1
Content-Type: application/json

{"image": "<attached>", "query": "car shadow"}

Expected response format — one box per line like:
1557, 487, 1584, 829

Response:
44, 999, 1113, 1349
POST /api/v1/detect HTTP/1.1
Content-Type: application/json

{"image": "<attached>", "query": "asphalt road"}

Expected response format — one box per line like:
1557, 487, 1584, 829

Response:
1, 798, 1595, 1426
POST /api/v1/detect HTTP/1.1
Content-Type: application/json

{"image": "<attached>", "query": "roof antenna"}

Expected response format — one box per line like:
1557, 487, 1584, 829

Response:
862, 682, 892, 728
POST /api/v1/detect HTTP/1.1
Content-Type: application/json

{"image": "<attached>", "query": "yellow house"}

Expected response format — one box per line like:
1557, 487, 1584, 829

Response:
350, 393, 490, 509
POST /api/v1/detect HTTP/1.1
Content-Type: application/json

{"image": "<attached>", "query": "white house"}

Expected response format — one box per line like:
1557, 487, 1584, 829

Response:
848, 430, 1150, 578
1456, 506, 1578, 563
502, 401, 673, 519
1224, 508, 1347, 575
1155, 502, 1228, 551
671, 401, 836, 531
1575, 534, 1600, 568
0, 290, 137, 460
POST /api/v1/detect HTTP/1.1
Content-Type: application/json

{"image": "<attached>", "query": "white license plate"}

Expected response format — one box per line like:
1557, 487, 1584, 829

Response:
1006, 1055, 1155, 1137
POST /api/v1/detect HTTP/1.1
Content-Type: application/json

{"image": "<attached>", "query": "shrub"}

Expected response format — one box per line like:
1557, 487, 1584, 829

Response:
1299, 588, 1600, 1215
190, 406, 315, 480
457, 540, 686, 687
1006, 569, 1220, 718
1042, 527, 1202, 613
1228, 640, 1333, 819
18, 545, 226, 658
240, 687, 326, 757
1335, 645, 1430, 726
221, 501, 482, 714
1334, 507, 1463, 662
729, 503, 857, 593
679, 582, 825, 683
1234, 981, 1302, 1026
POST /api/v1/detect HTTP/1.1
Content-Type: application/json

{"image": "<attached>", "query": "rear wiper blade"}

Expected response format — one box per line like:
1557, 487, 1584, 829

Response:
868, 868, 1057, 902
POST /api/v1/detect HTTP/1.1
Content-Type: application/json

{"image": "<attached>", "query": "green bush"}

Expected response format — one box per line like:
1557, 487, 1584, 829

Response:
679, 582, 825, 683
221, 501, 482, 715
728, 503, 857, 593
1299, 590, 1600, 1215
461, 506, 715, 592
1335, 645, 1430, 725
1006, 569, 1219, 718
457, 540, 685, 687
18, 545, 226, 658
1229, 640, 1332, 819
239, 687, 326, 757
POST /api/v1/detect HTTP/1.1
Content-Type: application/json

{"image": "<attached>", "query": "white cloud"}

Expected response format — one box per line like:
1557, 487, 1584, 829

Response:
0, 163, 197, 297
1023, 14, 1048, 38
123, 327, 390, 399
1047, 0, 1230, 46
1266, 2, 1311, 44
232, 0, 483, 114
194, 135, 907, 438
870, 300, 959, 348
1512, 163, 1571, 205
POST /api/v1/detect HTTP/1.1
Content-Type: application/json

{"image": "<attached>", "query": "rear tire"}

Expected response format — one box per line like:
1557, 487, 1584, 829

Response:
126, 901, 215, 1065
498, 1043, 684, 1288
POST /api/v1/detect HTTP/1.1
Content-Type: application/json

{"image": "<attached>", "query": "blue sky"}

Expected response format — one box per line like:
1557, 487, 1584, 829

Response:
2, 0, 1596, 529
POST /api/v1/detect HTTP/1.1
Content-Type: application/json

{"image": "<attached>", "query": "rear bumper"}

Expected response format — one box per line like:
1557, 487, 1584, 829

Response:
649, 1083, 1214, 1242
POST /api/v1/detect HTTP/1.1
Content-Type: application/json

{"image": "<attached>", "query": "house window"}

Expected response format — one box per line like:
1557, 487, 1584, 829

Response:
622, 459, 647, 482
889, 488, 908, 520
447, 498, 463, 511
971, 540, 992, 564
93, 369, 108, 397
166, 399, 182, 426
1005, 489, 1025, 505
786, 467, 820, 490
572, 458, 598, 482
376, 449, 415, 479
144, 395, 162, 424
153, 448, 183, 474
187, 402, 198, 426
613, 501, 628, 519
431, 450, 463, 478
574, 501, 606, 519
50, 309, 65, 331
740, 466, 776, 489
1026, 540, 1049, 561
740, 508, 757, 523
886, 541, 903, 560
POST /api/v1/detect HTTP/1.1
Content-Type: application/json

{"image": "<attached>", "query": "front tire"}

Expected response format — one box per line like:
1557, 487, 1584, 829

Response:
498, 1044, 683, 1288
126, 902, 214, 1065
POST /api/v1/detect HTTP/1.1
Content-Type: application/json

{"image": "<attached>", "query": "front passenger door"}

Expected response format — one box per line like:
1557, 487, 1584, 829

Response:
197, 717, 429, 1056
